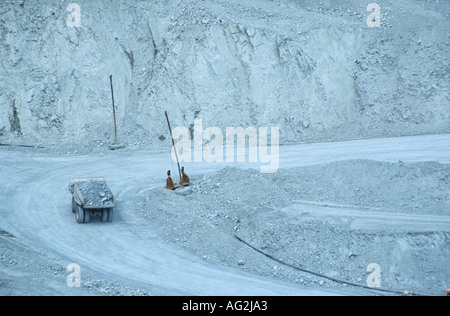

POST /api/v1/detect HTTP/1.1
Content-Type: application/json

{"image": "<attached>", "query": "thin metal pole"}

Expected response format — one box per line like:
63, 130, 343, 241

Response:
165, 110, 183, 187
110, 75, 118, 145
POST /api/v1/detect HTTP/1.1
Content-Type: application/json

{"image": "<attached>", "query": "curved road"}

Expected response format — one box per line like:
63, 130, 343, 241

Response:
1, 134, 449, 295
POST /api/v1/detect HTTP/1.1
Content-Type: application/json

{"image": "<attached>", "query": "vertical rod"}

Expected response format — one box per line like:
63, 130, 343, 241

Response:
165, 110, 183, 187
110, 75, 118, 145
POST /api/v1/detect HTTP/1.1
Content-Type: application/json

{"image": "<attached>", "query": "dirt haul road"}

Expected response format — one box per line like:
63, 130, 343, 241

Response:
0, 134, 449, 296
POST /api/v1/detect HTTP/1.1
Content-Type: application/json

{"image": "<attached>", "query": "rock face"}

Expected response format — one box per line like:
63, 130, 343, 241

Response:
0, 0, 449, 147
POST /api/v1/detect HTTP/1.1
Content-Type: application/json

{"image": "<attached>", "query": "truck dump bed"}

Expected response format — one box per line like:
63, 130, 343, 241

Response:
70, 177, 115, 209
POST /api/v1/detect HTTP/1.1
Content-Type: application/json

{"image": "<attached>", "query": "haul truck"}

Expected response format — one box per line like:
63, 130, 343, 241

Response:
69, 177, 115, 224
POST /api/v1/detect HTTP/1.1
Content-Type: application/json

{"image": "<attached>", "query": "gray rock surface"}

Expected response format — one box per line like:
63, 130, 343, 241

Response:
0, 0, 449, 148
79, 181, 114, 208
138, 161, 450, 296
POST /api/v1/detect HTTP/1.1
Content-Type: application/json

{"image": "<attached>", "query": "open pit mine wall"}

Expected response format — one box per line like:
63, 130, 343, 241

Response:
0, 0, 449, 146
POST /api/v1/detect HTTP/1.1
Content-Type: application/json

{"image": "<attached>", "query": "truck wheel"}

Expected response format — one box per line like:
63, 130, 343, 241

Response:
76, 206, 85, 224
72, 198, 77, 214
84, 209, 90, 223
107, 208, 114, 222
101, 209, 108, 222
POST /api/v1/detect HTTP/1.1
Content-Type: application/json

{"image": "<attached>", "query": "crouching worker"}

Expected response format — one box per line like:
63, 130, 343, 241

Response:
181, 167, 190, 186
165, 170, 175, 190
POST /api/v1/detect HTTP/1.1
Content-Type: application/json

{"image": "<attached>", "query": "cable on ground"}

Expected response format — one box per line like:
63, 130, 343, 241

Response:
234, 234, 426, 296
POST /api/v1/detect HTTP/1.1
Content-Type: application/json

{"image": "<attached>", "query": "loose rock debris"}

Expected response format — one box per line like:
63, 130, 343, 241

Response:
79, 181, 114, 208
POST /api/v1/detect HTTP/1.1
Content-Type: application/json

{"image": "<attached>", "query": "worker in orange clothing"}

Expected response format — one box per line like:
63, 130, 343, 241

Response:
165, 170, 175, 190
181, 167, 190, 186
